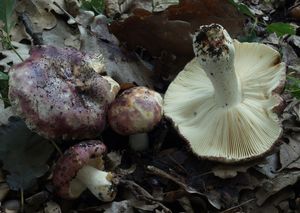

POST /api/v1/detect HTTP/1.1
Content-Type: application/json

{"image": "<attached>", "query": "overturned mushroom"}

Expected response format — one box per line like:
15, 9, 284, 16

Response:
52, 140, 117, 201
108, 87, 163, 151
9, 46, 119, 140
164, 24, 286, 162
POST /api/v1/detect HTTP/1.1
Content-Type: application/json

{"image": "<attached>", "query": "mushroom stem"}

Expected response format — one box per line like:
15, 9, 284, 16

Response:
193, 24, 241, 108
75, 165, 116, 201
129, 133, 149, 151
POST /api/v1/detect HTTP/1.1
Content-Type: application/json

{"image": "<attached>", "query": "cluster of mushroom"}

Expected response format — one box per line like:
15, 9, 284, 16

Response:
8, 45, 164, 201
8, 22, 286, 202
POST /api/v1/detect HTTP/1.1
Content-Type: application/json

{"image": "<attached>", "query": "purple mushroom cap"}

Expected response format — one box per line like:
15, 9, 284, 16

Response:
108, 86, 163, 135
52, 140, 107, 199
9, 46, 113, 139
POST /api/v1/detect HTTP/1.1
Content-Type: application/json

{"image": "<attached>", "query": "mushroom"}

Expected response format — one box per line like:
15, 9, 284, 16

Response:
108, 86, 163, 151
163, 24, 286, 162
52, 140, 117, 201
8, 46, 119, 140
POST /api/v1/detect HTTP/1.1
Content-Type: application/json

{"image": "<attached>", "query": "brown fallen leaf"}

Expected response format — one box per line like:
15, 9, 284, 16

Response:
15, 0, 57, 32
279, 133, 300, 170
281, 41, 300, 73
254, 153, 279, 178
78, 199, 162, 213
77, 12, 155, 86
0, 42, 30, 71
240, 187, 294, 213
109, 0, 245, 82
282, 99, 300, 132
290, 4, 300, 21
255, 171, 300, 206
44, 201, 62, 213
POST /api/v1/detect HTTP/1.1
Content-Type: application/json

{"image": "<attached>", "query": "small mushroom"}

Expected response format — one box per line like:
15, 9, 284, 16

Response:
164, 24, 286, 162
108, 86, 163, 151
52, 140, 117, 201
8, 46, 119, 140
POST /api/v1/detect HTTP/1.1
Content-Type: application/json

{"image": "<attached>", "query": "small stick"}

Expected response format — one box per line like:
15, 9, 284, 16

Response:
119, 179, 171, 212
220, 198, 256, 213
147, 165, 204, 196
19, 12, 43, 45
49, 140, 63, 156
20, 188, 24, 213
53, 2, 78, 24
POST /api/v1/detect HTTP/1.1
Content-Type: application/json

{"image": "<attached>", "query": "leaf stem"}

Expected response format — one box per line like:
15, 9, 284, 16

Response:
20, 188, 24, 213
50, 140, 63, 156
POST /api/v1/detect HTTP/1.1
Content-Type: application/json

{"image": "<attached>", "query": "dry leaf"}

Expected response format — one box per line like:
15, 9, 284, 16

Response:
43, 19, 80, 49
31, 0, 66, 15
77, 12, 155, 86
279, 133, 300, 170
0, 42, 30, 72
153, 0, 179, 12
255, 153, 279, 178
281, 41, 300, 73
15, 0, 57, 32
106, 151, 123, 171
240, 188, 294, 213
44, 201, 62, 213
110, 0, 245, 81
255, 171, 300, 206
282, 99, 300, 132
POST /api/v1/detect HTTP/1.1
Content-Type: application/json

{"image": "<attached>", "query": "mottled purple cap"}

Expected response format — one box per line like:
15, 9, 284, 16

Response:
108, 86, 163, 135
52, 140, 107, 199
9, 46, 113, 140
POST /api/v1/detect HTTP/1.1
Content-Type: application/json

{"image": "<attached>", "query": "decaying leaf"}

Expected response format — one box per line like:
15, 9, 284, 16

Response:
44, 201, 61, 213
255, 171, 300, 205
254, 153, 279, 178
0, 98, 13, 125
281, 41, 300, 73
0, 117, 54, 190
282, 99, 300, 132
31, 0, 66, 15
79, 199, 162, 213
240, 188, 294, 213
106, 151, 123, 171
15, 0, 57, 32
110, 0, 245, 81
77, 12, 155, 86
279, 133, 300, 170
0, 41, 30, 71
153, 0, 179, 12
43, 19, 80, 49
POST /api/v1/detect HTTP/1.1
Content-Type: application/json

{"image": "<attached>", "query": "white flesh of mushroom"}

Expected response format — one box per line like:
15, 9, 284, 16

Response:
69, 165, 115, 201
164, 24, 285, 162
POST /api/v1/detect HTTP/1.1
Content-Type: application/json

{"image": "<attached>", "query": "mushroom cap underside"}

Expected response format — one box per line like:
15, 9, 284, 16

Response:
163, 40, 286, 162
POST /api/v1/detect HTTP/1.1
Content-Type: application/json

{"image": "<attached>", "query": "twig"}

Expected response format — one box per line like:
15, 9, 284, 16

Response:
53, 2, 78, 24
20, 188, 24, 213
119, 179, 172, 212
19, 12, 43, 45
49, 140, 63, 156
147, 165, 204, 196
119, 179, 156, 201
220, 198, 256, 213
